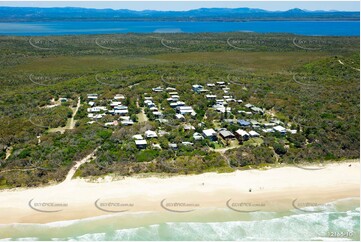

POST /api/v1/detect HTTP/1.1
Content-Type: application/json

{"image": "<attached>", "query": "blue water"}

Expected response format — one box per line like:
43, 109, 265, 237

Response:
0, 21, 359, 36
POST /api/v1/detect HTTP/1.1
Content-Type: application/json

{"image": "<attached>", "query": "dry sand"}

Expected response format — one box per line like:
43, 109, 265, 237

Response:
0, 161, 359, 224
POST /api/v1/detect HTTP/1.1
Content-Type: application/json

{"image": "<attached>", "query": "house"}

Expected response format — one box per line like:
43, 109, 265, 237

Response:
181, 142, 194, 146
87, 106, 107, 113
245, 103, 254, 109
144, 97, 153, 100
114, 105, 128, 110
237, 99, 243, 103
216, 81, 226, 86
219, 130, 235, 140
192, 84, 203, 93
183, 124, 195, 131
238, 110, 253, 115
88, 101, 95, 107
238, 119, 251, 127
175, 114, 185, 121
59, 97, 68, 102
262, 128, 275, 133
168, 92, 178, 96
170, 101, 185, 108
202, 129, 217, 141
135, 139, 147, 149
235, 129, 250, 141
176, 106, 195, 115
158, 130, 170, 136
166, 87, 177, 92
193, 132, 204, 140
168, 143, 178, 149
153, 111, 163, 117
287, 129, 298, 134
114, 110, 128, 115
250, 106, 264, 115
152, 86, 164, 92
207, 83, 215, 87
273, 125, 287, 134
87, 94, 98, 100
149, 106, 158, 111
152, 144, 162, 150
222, 87, 230, 93
249, 130, 260, 137
110, 101, 122, 107
114, 94, 125, 100
121, 120, 134, 126
263, 123, 276, 128
132, 134, 143, 140
250, 120, 260, 128
145, 130, 158, 138
104, 121, 118, 126
205, 94, 217, 100
223, 119, 235, 124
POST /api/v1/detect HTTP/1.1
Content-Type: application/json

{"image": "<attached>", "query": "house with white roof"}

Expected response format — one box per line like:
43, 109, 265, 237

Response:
202, 128, 217, 141
145, 130, 158, 138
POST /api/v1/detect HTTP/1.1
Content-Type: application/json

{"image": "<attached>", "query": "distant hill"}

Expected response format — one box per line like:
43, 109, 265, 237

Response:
0, 6, 359, 22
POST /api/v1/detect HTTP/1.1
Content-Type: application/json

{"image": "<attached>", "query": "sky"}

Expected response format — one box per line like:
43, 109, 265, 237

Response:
0, 1, 359, 11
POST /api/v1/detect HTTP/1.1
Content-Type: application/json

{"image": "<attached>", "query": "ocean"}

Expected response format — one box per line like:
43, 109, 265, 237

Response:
0, 198, 359, 241
0, 21, 359, 36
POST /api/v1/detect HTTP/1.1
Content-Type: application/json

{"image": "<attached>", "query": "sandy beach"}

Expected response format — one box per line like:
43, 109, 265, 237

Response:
0, 161, 359, 224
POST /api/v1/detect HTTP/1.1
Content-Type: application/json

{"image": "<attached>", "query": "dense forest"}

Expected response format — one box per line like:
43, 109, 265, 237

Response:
0, 33, 359, 189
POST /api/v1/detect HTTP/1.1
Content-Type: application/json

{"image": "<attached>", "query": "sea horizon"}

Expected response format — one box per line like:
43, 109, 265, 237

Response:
0, 20, 359, 36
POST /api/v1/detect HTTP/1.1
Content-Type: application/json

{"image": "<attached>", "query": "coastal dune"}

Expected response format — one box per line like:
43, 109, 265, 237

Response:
0, 161, 359, 224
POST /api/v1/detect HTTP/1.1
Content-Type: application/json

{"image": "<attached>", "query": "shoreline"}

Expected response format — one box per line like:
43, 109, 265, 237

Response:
0, 161, 359, 224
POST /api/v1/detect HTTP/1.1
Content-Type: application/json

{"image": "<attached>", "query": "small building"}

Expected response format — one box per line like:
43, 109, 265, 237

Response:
152, 86, 164, 92
110, 101, 122, 107
238, 119, 251, 127
219, 130, 235, 140
207, 83, 215, 87
205, 94, 217, 100
114, 110, 128, 115
114, 105, 128, 110
273, 125, 287, 134
132, 134, 143, 140
121, 120, 134, 126
168, 143, 178, 149
183, 124, 195, 131
175, 114, 185, 121
114, 94, 125, 100
176, 106, 195, 115
262, 128, 275, 133
192, 84, 203, 93
135, 139, 147, 149
145, 130, 158, 138
152, 144, 162, 150
87, 94, 98, 100
181, 142, 194, 146
250, 106, 264, 115
235, 129, 250, 141
166, 87, 177, 92
249, 130, 260, 137
202, 129, 217, 141
245, 103, 254, 109
193, 132, 204, 141
287, 129, 297, 134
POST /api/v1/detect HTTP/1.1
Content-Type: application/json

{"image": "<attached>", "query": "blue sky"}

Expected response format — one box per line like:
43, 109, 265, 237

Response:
0, 1, 359, 11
